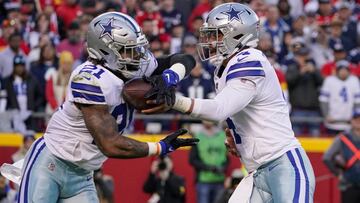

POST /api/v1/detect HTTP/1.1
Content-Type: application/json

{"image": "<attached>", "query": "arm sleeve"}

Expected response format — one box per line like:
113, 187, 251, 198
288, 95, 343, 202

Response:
190, 79, 257, 121
70, 72, 106, 105
151, 53, 196, 77
319, 78, 331, 103
189, 145, 211, 171
285, 64, 301, 88
322, 136, 343, 176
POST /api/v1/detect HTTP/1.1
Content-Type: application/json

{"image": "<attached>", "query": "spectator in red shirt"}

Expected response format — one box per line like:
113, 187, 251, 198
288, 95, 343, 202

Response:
316, 0, 335, 26
321, 43, 359, 77
56, 0, 81, 31
56, 21, 83, 60
136, 0, 165, 35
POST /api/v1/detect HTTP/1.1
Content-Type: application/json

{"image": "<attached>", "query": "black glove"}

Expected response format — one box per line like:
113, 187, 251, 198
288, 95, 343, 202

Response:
143, 75, 176, 106
159, 128, 199, 155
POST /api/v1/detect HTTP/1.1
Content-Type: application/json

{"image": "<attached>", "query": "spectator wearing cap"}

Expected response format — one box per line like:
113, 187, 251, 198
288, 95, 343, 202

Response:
56, 21, 84, 60
0, 32, 28, 79
285, 40, 323, 136
316, 0, 335, 26
328, 17, 353, 53
160, 0, 183, 34
323, 109, 360, 203
263, 5, 290, 60
321, 43, 359, 77
335, 1, 358, 51
310, 25, 334, 68
11, 133, 35, 162
2, 55, 43, 132
319, 60, 360, 135
136, 0, 165, 36
181, 35, 198, 56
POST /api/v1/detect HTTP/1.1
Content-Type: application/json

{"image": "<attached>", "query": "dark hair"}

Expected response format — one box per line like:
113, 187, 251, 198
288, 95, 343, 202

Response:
9, 32, 22, 41
39, 43, 56, 64
34, 13, 50, 32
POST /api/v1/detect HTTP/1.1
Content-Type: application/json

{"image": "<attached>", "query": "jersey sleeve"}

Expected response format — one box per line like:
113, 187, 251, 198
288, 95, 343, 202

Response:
225, 52, 266, 83
70, 72, 106, 105
319, 78, 331, 102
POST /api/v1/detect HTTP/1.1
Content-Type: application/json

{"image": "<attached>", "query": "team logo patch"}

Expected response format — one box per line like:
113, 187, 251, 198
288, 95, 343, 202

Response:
48, 162, 55, 171
221, 5, 245, 23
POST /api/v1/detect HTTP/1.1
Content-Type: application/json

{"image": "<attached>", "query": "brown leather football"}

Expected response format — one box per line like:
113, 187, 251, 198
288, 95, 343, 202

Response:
122, 78, 156, 110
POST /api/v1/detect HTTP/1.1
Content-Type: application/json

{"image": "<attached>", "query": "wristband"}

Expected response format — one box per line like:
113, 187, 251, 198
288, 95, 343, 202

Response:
147, 142, 161, 156
173, 95, 193, 114
169, 63, 186, 80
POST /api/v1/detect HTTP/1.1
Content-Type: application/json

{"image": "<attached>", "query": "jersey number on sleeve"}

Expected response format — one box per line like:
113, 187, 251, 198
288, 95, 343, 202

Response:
226, 118, 241, 144
79, 65, 105, 79
340, 87, 348, 102
111, 103, 134, 134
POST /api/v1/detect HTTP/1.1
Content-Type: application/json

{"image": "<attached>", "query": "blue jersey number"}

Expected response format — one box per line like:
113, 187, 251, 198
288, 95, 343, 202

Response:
79, 65, 105, 79
340, 87, 348, 102
226, 118, 241, 144
111, 103, 134, 133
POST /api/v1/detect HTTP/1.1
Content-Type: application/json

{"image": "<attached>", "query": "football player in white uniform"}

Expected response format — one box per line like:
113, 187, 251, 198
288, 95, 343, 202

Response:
144, 3, 315, 203
16, 12, 198, 203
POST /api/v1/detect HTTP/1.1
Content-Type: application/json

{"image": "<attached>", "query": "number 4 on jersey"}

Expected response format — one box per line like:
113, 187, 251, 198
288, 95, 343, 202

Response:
226, 118, 241, 144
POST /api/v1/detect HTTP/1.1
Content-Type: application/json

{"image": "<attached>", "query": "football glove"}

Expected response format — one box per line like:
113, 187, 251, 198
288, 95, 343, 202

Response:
143, 69, 179, 106
158, 128, 199, 156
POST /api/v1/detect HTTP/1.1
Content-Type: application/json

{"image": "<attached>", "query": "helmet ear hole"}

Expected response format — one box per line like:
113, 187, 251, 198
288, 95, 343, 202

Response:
100, 49, 109, 55
234, 34, 243, 40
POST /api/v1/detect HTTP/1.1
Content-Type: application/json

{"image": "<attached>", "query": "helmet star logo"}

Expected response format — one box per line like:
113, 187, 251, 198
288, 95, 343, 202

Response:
99, 18, 116, 40
221, 6, 245, 23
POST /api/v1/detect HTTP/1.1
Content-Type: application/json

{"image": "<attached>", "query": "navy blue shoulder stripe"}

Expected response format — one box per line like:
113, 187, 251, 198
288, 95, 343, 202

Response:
72, 91, 105, 103
228, 61, 262, 73
226, 70, 265, 81
71, 82, 103, 94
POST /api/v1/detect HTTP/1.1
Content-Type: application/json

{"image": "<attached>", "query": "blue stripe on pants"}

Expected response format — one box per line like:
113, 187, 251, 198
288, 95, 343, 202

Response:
287, 151, 300, 203
17, 137, 43, 203
295, 148, 310, 203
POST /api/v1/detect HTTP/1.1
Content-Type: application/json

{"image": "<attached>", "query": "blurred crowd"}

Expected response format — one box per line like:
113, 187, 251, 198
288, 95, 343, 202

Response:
0, 0, 359, 136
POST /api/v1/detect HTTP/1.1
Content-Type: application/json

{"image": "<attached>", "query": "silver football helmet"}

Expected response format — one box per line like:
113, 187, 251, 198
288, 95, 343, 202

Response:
197, 3, 260, 63
87, 12, 149, 78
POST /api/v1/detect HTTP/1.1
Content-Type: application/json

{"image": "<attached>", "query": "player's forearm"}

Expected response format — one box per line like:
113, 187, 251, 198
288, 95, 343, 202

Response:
153, 54, 196, 86
173, 80, 255, 121
84, 110, 149, 158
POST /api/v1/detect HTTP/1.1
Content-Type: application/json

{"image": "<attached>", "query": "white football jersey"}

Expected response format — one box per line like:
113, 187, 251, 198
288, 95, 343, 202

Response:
319, 75, 360, 130
215, 48, 300, 172
44, 52, 157, 170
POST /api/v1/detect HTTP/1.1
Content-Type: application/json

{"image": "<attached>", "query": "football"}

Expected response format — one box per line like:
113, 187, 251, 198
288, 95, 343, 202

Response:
122, 78, 157, 110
